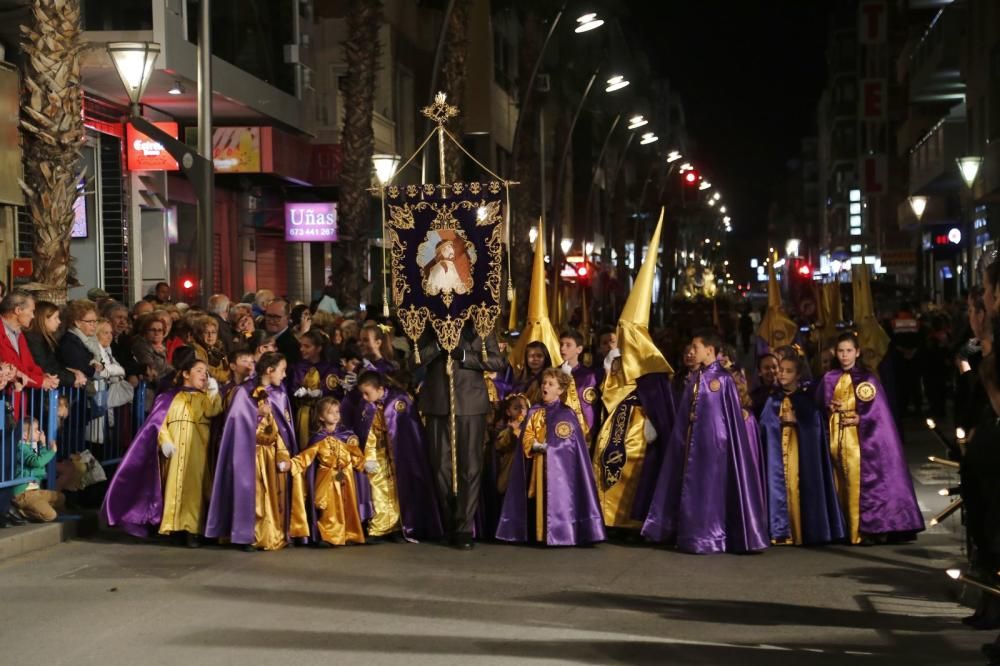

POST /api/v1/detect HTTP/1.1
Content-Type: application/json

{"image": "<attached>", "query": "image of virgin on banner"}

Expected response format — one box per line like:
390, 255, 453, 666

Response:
384, 181, 506, 349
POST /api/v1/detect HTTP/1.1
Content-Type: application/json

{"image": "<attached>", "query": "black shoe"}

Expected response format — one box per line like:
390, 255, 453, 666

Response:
315, 541, 334, 548
5, 510, 26, 526
185, 533, 201, 549
452, 532, 474, 550
242, 544, 257, 552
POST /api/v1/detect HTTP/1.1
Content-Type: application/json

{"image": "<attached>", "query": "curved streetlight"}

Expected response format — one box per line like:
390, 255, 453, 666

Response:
605, 74, 630, 92
639, 132, 658, 145
628, 114, 648, 130
574, 12, 605, 33
667, 150, 683, 163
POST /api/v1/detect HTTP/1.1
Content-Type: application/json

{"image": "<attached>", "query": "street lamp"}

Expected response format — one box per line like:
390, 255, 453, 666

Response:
107, 41, 160, 107
699, 180, 711, 191
529, 226, 538, 245
666, 150, 682, 163
719, 205, 727, 214
605, 75, 630, 92
908, 195, 928, 221
372, 154, 401, 185
639, 132, 658, 145
574, 12, 604, 33
713, 192, 721, 201
107, 39, 214, 306
957, 156, 983, 188
561, 238, 573, 254
628, 115, 648, 130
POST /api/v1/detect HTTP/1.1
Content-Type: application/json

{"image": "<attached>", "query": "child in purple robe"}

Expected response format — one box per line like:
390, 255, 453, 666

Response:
760, 354, 845, 545
819, 332, 923, 545
496, 368, 605, 546
641, 330, 769, 554
559, 329, 599, 437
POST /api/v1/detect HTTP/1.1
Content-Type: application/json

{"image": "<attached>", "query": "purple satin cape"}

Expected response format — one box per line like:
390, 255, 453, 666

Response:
629, 372, 678, 522
496, 401, 606, 546
760, 387, 846, 544
359, 388, 443, 541
641, 362, 769, 553
205, 383, 298, 545
572, 365, 598, 432
819, 368, 925, 536
100, 389, 180, 537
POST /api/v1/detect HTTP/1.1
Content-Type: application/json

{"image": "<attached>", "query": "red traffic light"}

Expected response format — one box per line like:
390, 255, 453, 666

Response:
797, 264, 812, 277
576, 265, 589, 278
683, 170, 700, 186
182, 278, 195, 290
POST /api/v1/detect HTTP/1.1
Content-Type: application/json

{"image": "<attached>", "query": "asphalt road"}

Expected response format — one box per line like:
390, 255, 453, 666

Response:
0, 423, 988, 666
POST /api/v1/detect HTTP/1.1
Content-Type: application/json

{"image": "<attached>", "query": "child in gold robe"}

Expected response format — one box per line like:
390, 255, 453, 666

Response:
290, 397, 365, 546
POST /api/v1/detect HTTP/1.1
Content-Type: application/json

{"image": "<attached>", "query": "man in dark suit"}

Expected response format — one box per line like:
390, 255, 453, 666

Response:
418, 325, 504, 549
263, 298, 301, 365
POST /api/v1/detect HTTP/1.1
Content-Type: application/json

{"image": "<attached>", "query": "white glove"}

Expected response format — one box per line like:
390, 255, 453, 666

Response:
293, 387, 308, 398
531, 442, 548, 453
308, 388, 323, 398
161, 441, 176, 459
206, 377, 219, 394
342, 372, 358, 390
604, 348, 622, 373
364, 460, 381, 474
277, 461, 290, 472
560, 362, 573, 376
643, 418, 658, 444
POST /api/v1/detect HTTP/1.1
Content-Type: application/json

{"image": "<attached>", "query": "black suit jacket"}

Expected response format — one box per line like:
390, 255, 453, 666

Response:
275, 328, 302, 365
417, 328, 504, 417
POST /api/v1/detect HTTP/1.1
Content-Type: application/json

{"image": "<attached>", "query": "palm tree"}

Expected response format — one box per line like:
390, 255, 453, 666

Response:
19, 0, 85, 305
337, 0, 383, 309
439, 0, 472, 183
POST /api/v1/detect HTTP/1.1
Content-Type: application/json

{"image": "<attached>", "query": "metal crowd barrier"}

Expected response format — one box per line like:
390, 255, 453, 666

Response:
0, 387, 57, 491
0, 382, 147, 494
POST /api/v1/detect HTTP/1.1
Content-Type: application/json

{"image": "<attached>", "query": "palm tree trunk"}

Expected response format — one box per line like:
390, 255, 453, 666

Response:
19, 0, 85, 305
337, 0, 383, 309
439, 0, 471, 183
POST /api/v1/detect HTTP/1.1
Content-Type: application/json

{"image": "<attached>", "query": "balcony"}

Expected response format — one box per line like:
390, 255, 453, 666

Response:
908, 104, 967, 192
908, 3, 966, 105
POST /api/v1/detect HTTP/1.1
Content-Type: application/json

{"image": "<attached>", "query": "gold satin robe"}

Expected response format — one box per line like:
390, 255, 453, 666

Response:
365, 406, 402, 537
291, 432, 366, 545
777, 396, 803, 545
522, 408, 549, 543
254, 409, 292, 551
592, 398, 650, 529
495, 419, 524, 495
158, 390, 223, 535
828, 373, 862, 544
295, 366, 322, 448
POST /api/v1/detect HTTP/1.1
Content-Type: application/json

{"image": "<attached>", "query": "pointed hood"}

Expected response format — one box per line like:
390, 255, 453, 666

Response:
510, 218, 561, 370
756, 254, 798, 351
818, 281, 842, 342
610, 208, 673, 394
852, 263, 890, 372
507, 287, 518, 332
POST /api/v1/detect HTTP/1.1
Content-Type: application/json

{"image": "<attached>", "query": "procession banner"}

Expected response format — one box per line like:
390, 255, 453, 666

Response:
385, 181, 505, 354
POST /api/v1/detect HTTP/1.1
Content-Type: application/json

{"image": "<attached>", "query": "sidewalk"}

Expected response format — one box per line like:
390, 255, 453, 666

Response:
0, 514, 86, 561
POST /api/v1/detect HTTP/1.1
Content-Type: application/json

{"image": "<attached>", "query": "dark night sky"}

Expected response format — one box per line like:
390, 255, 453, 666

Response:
628, 1, 835, 270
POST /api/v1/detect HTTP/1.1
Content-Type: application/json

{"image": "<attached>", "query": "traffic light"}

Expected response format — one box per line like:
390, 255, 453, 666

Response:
576, 262, 593, 288
681, 168, 701, 206
179, 277, 197, 302
785, 258, 815, 321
